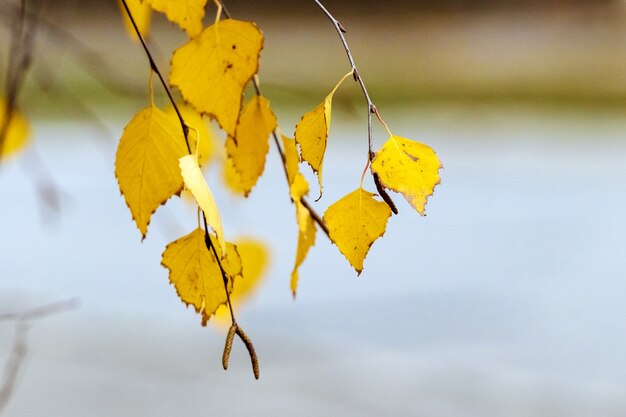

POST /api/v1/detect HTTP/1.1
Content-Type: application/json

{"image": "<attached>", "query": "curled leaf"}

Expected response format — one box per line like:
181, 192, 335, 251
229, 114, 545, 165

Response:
290, 212, 316, 298
179, 154, 226, 255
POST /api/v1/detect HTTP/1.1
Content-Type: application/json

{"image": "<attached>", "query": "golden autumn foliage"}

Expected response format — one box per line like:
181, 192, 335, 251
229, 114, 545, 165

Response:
110, 0, 443, 377
294, 71, 352, 196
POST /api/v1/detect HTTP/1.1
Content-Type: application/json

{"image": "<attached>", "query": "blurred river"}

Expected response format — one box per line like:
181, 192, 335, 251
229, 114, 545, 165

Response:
1, 103, 626, 416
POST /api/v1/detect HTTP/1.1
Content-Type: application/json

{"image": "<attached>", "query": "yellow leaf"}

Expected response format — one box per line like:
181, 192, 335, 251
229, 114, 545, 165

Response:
146, 0, 207, 38
225, 96, 277, 195
214, 238, 270, 322
118, 0, 151, 41
323, 187, 392, 274
179, 154, 226, 255
294, 71, 351, 196
294, 97, 331, 196
371, 135, 442, 215
281, 135, 299, 185
290, 212, 316, 298
0, 100, 30, 160
169, 19, 263, 137
165, 105, 215, 166
115, 105, 188, 239
161, 228, 243, 324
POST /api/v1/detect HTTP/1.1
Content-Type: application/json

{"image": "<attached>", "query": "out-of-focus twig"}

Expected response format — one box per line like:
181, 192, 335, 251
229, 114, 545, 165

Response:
0, 298, 77, 415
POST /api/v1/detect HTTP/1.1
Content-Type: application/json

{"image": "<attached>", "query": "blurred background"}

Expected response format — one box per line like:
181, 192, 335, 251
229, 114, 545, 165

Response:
2, 0, 626, 416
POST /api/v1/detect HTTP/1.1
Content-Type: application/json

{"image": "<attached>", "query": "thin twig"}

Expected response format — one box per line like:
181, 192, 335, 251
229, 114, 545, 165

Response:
312, 0, 376, 157
119, 0, 190, 152
0, 299, 77, 414
312, 0, 399, 214
202, 216, 236, 326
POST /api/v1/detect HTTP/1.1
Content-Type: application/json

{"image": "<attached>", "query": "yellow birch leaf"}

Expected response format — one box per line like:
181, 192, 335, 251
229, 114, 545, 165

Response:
0, 100, 30, 160
161, 228, 242, 324
323, 187, 392, 274
294, 71, 350, 197
225, 95, 277, 195
179, 154, 226, 255
118, 0, 151, 41
169, 19, 263, 137
165, 105, 215, 166
214, 238, 269, 323
294, 95, 331, 196
371, 135, 442, 215
290, 211, 316, 298
115, 105, 188, 239
146, 0, 207, 38
282, 135, 299, 185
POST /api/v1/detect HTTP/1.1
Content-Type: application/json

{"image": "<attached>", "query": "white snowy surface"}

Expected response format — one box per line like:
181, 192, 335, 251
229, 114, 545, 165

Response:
1, 104, 626, 416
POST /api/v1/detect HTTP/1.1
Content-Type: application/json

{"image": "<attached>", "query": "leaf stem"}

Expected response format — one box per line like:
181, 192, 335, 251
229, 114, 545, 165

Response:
312, 0, 375, 159
202, 215, 237, 326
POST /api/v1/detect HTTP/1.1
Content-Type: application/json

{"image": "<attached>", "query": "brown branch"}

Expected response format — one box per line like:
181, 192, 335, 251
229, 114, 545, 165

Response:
119, 0, 190, 152
312, 0, 398, 214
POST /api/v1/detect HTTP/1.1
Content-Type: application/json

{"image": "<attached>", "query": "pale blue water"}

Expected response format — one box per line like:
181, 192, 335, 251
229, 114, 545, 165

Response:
1, 103, 626, 416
